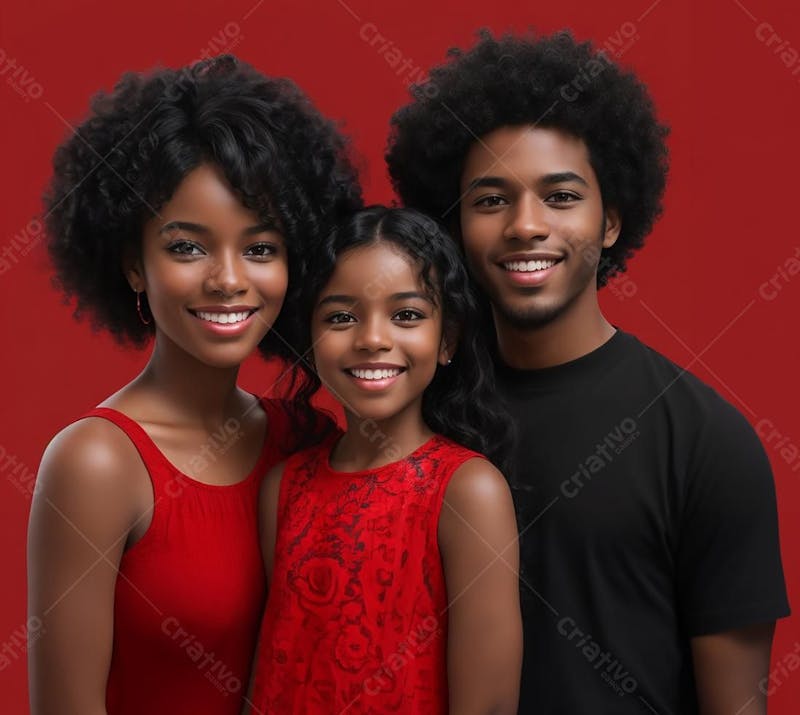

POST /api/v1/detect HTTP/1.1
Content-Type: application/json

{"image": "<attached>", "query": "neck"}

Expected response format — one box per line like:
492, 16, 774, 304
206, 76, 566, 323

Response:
130, 332, 245, 427
495, 283, 616, 370
333, 403, 433, 472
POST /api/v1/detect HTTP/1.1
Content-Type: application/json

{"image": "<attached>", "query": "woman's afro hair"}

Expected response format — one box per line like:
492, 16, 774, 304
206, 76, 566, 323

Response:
386, 29, 669, 286
44, 54, 362, 354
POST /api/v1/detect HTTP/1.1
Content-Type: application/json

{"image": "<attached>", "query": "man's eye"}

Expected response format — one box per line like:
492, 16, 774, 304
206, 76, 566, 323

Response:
167, 240, 203, 256
394, 309, 424, 322
245, 243, 277, 258
546, 191, 580, 203
475, 195, 507, 208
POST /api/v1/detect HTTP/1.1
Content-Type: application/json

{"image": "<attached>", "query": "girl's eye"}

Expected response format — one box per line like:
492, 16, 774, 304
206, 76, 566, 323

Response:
546, 191, 581, 204
326, 312, 356, 325
245, 243, 278, 259
167, 240, 204, 256
474, 195, 508, 208
394, 309, 424, 322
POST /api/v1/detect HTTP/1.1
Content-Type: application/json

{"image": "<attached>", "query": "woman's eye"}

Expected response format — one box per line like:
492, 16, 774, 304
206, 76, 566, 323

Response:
326, 312, 355, 325
394, 309, 424, 322
245, 243, 277, 258
475, 195, 507, 208
167, 240, 203, 256
546, 191, 580, 204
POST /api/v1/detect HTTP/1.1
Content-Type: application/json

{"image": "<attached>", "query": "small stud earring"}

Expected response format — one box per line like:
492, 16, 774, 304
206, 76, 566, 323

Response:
136, 291, 151, 325
446, 358, 452, 365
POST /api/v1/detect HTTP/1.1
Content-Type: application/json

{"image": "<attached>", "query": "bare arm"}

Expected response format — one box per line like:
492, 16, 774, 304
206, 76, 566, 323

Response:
27, 420, 139, 715
691, 623, 776, 715
258, 461, 285, 584
439, 458, 522, 715
241, 461, 286, 714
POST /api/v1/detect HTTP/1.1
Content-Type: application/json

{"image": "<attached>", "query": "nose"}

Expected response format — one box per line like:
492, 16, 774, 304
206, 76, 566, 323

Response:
204, 250, 248, 297
353, 313, 392, 353
503, 193, 550, 241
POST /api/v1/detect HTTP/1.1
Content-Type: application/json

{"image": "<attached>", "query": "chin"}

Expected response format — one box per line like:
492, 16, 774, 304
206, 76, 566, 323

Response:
193, 346, 254, 370
495, 297, 570, 330
351, 399, 413, 426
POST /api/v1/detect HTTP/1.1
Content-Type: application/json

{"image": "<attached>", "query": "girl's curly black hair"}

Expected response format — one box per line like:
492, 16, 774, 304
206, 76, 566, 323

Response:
303, 206, 513, 473
44, 54, 362, 434
386, 29, 669, 286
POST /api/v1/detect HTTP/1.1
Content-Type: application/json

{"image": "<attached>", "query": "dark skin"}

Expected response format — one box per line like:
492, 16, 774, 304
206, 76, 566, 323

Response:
28, 163, 288, 715
458, 125, 775, 713
252, 243, 522, 714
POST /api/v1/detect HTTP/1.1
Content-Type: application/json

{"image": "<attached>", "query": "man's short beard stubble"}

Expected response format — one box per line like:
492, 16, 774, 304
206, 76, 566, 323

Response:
489, 226, 605, 331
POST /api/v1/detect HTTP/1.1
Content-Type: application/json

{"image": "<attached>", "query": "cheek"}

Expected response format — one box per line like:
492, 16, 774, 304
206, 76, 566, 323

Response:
144, 263, 196, 304
559, 222, 604, 268
310, 316, 332, 344
459, 235, 488, 275
461, 214, 498, 255
557, 203, 604, 236
309, 328, 341, 366
254, 262, 289, 298
408, 325, 444, 362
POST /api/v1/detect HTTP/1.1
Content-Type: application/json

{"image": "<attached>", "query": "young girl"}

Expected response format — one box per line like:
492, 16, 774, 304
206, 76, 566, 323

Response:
27, 56, 360, 715
250, 207, 522, 714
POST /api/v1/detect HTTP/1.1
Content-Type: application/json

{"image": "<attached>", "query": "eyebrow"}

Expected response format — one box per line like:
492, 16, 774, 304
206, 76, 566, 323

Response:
158, 219, 281, 236
465, 171, 589, 192
541, 171, 589, 187
316, 291, 434, 308
390, 291, 434, 304
317, 294, 357, 308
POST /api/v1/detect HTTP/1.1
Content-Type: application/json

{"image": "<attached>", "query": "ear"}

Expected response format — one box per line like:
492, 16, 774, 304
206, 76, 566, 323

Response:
602, 208, 622, 249
123, 248, 146, 293
438, 328, 458, 366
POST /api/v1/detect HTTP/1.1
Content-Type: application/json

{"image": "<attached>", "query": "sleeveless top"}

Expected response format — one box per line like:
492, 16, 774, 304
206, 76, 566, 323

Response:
79, 397, 308, 715
251, 431, 482, 714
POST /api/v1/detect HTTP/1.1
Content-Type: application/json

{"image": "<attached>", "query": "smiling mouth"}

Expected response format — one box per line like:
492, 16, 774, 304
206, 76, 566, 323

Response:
502, 258, 562, 273
345, 367, 406, 381
188, 309, 258, 325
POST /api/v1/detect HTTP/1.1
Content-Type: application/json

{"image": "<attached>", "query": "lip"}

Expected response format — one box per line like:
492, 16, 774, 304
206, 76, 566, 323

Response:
497, 252, 564, 287
343, 364, 406, 392
497, 251, 564, 263
188, 305, 260, 336
345, 362, 406, 370
189, 304, 259, 312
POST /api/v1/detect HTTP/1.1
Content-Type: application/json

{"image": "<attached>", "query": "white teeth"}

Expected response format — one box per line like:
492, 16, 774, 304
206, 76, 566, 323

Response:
503, 259, 558, 272
349, 368, 402, 380
196, 311, 251, 324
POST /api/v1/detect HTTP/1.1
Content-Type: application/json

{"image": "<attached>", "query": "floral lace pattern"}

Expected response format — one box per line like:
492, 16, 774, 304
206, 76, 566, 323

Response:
251, 433, 480, 714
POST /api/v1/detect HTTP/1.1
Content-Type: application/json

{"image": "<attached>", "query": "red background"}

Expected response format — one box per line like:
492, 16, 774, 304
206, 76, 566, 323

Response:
1, 0, 798, 711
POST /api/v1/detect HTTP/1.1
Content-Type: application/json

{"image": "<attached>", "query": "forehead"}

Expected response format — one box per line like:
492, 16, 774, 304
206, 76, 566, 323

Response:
461, 125, 594, 184
140, 163, 275, 247
164, 164, 231, 210
323, 242, 426, 295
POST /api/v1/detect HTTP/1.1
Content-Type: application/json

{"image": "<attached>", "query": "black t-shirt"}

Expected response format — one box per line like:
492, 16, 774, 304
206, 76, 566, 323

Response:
496, 329, 790, 715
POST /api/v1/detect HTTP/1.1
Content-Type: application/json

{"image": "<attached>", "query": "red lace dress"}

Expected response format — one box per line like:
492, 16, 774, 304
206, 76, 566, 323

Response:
251, 432, 482, 714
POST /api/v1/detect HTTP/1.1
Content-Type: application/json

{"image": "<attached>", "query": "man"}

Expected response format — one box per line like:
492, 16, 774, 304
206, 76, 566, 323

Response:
386, 30, 789, 714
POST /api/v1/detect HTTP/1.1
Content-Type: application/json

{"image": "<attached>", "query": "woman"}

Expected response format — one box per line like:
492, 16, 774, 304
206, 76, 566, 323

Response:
27, 55, 360, 715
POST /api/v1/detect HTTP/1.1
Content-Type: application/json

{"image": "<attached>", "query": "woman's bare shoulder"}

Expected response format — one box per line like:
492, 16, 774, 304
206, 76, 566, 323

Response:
36, 416, 144, 501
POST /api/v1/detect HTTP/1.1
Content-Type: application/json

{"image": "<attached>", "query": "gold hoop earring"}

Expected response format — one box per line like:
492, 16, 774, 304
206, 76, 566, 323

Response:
136, 291, 151, 325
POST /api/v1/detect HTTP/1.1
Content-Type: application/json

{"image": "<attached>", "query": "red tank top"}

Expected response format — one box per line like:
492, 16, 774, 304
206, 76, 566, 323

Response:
251, 432, 482, 714
79, 397, 300, 715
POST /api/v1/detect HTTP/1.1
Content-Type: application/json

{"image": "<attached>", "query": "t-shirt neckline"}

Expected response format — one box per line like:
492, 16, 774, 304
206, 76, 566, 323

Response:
494, 328, 636, 392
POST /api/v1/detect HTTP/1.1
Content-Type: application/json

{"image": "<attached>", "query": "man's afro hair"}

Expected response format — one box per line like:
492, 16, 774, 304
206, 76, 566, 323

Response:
386, 29, 669, 286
